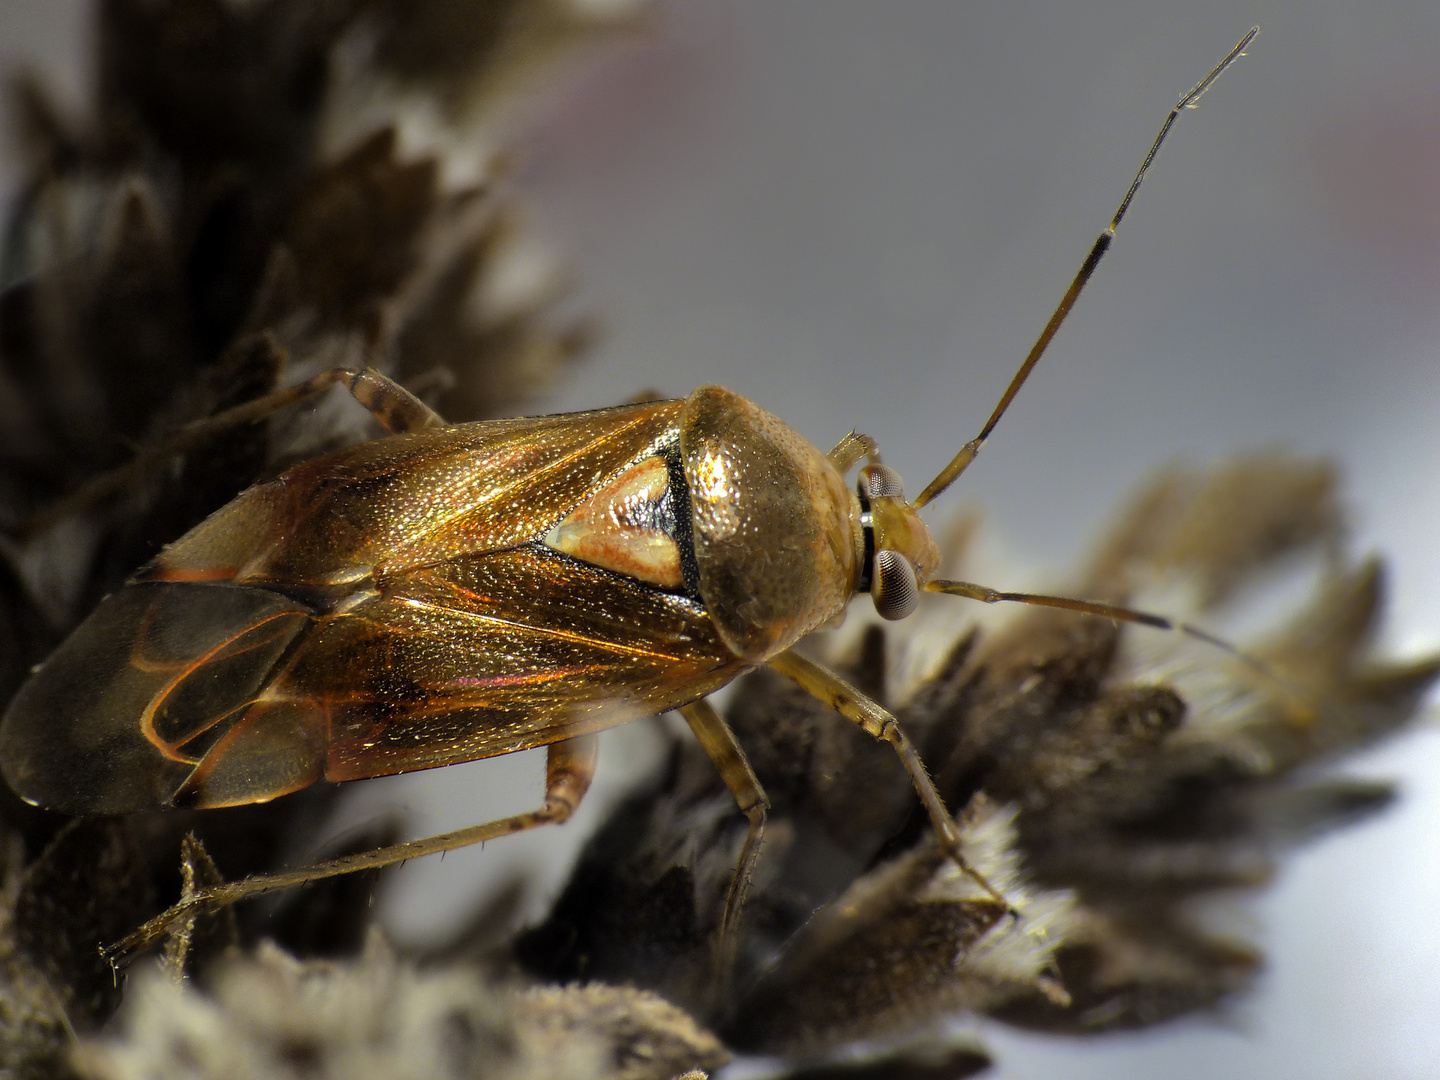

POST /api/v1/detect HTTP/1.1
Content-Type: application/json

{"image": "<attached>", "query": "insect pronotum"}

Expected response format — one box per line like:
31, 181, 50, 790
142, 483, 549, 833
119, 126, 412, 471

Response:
0, 29, 1259, 968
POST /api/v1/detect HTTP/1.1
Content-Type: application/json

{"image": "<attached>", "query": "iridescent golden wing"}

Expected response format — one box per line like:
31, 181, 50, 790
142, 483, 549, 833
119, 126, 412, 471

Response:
146, 398, 687, 589
288, 545, 744, 785
1, 398, 744, 813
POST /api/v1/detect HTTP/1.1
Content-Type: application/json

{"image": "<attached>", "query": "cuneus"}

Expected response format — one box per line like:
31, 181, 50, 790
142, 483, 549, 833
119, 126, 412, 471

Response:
0, 31, 1259, 973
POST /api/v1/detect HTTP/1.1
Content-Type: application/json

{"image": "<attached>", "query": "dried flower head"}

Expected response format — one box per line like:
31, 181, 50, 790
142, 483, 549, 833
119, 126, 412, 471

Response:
517, 451, 1436, 1069
75, 933, 724, 1080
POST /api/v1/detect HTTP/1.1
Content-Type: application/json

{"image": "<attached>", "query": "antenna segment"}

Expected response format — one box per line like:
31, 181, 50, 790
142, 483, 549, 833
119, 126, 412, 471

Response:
914, 27, 1258, 510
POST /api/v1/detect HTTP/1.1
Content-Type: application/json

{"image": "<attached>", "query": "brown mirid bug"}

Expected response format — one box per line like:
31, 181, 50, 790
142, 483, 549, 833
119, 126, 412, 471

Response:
0, 30, 1258, 965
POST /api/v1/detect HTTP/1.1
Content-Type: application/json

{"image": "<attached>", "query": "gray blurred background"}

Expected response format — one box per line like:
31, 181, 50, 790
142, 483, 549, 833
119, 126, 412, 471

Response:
3, 1, 1438, 1077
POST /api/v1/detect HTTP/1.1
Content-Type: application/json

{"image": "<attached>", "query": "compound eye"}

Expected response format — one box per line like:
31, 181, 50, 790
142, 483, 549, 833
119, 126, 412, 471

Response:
871, 549, 918, 620
859, 463, 905, 500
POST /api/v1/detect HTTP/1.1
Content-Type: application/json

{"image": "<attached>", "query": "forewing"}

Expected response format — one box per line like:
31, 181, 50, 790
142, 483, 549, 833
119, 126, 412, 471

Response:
266, 545, 746, 781
0, 583, 313, 813
144, 399, 685, 590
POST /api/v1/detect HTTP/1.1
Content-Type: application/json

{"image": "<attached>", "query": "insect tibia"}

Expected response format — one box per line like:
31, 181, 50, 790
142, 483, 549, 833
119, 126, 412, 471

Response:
826, 431, 878, 474
766, 648, 1014, 912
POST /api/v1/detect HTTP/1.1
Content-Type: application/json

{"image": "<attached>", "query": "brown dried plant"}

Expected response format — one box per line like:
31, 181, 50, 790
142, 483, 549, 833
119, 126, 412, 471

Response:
0, 4, 1432, 1080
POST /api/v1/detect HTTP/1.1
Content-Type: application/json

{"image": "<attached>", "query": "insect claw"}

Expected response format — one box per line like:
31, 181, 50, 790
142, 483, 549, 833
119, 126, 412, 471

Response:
101, 888, 220, 968
100, 929, 145, 968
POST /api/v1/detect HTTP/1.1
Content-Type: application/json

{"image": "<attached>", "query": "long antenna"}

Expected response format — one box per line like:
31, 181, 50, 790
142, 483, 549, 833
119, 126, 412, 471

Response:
923, 576, 1317, 723
913, 27, 1258, 510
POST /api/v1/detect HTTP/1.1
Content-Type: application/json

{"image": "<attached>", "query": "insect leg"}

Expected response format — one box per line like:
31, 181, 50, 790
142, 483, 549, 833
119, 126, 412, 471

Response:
340, 368, 446, 434
23, 366, 442, 534
678, 697, 770, 986
826, 432, 878, 474
104, 735, 599, 964
766, 649, 1011, 910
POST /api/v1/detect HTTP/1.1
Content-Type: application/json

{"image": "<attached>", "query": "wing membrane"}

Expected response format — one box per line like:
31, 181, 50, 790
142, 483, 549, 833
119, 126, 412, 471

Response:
0, 583, 311, 812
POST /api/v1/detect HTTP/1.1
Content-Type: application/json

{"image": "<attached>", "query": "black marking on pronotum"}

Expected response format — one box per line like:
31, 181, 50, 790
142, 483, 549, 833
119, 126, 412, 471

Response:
662, 440, 703, 602
857, 490, 875, 595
